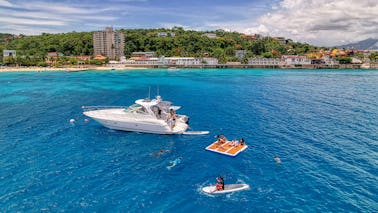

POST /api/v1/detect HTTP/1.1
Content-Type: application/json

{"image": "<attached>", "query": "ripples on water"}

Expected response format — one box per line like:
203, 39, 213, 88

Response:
0, 69, 377, 212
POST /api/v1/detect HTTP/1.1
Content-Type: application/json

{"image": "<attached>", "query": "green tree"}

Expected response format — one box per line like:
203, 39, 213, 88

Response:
336, 56, 352, 64
369, 52, 378, 61
262, 52, 274, 58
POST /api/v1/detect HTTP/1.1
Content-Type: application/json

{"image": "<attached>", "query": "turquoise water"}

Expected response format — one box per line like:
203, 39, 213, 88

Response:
0, 69, 377, 212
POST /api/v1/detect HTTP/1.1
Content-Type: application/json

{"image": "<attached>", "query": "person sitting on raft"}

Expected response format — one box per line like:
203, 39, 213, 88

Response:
216, 134, 227, 145
231, 139, 239, 146
239, 138, 245, 146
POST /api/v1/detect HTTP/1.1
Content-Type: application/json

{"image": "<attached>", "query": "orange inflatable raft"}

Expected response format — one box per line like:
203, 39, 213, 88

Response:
205, 141, 248, 157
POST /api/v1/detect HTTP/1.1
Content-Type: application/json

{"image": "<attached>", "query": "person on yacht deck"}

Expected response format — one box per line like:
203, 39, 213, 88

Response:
152, 105, 162, 119
167, 108, 176, 130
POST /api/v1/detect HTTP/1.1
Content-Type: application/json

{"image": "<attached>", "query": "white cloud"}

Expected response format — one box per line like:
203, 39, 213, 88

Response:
21, 1, 108, 15
280, 0, 304, 9
159, 23, 189, 29
251, 0, 378, 46
0, 0, 12, 7
1, 0, 376, 46
2, 24, 62, 35
0, 16, 66, 26
0, 0, 123, 34
200, 0, 378, 46
109, 0, 147, 2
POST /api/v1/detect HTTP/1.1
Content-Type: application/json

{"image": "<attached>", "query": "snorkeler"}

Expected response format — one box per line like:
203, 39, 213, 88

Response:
274, 156, 281, 164
166, 157, 183, 170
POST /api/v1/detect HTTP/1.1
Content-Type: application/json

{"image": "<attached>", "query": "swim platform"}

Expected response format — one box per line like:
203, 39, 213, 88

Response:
205, 141, 248, 157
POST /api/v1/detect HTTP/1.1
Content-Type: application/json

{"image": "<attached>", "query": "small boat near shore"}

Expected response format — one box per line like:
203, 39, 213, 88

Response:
202, 184, 249, 194
168, 67, 180, 71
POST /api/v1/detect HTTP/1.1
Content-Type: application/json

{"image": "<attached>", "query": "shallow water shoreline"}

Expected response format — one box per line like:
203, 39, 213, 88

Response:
1, 64, 377, 72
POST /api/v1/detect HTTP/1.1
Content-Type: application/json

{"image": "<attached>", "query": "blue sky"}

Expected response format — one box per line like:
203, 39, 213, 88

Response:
0, 0, 377, 46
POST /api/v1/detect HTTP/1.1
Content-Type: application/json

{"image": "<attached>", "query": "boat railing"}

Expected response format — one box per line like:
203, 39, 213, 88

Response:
81, 106, 128, 111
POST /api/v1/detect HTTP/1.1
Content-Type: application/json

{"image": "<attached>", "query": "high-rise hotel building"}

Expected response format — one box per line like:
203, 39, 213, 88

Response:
93, 27, 125, 59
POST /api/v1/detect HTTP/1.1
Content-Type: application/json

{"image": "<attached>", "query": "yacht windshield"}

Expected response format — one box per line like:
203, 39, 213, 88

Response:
124, 104, 148, 114
157, 101, 172, 112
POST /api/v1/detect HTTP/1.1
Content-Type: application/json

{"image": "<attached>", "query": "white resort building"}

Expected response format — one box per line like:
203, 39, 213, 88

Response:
248, 58, 282, 66
282, 55, 311, 65
203, 33, 217, 39
131, 52, 156, 58
3, 50, 16, 58
159, 57, 201, 65
202, 57, 218, 65
125, 56, 202, 66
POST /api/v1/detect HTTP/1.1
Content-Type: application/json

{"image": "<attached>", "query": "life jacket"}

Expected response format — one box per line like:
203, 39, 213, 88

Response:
216, 184, 223, 190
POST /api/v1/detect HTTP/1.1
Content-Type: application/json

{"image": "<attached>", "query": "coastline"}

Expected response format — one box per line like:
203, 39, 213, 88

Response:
0, 66, 148, 72
0, 64, 377, 72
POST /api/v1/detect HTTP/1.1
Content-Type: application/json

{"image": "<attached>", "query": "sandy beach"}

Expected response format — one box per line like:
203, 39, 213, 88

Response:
0, 66, 148, 72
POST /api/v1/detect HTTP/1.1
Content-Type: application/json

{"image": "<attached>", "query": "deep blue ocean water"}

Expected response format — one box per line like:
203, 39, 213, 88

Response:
0, 69, 377, 212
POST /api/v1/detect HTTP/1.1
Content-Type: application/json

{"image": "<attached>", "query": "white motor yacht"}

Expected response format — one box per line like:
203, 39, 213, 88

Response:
82, 96, 189, 134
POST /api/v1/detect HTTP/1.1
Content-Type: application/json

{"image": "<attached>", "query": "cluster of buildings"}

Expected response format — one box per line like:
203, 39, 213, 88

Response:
112, 53, 339, 67
89, 28, 377, 68
110, 51, 378, 69
120, 54, 218, 66
111, 46, 356, 67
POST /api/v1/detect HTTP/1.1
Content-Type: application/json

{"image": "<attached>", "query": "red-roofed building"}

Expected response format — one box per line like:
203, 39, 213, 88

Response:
128, 57, 158, 64
94, 55, 107, 60
47, 52, 60, 58
73, 56, 90, 61
241, 34, 257, 41
46, 52, 63, 65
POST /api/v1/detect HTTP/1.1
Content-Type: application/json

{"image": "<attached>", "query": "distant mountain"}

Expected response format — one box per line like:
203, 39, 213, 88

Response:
337, 38, 378, 50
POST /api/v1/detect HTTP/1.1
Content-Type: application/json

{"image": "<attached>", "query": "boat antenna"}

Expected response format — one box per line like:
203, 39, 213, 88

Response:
148, 86, 151, 99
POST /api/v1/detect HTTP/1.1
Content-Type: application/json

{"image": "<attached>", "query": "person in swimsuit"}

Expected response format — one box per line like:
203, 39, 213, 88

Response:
239, 138, 245, 146
151, 149, 170, 157
167, 108, 177, 130
274, 156, 281, 164
213, 176, 225, 192
216, 134, 227, 146
231, 139, 239, 146
166, 157, 182, 170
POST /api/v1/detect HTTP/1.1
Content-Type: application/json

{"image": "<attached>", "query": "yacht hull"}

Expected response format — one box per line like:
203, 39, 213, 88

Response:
84, 109, 188, 134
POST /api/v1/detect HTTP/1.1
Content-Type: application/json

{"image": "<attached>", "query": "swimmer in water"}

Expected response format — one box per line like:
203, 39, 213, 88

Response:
166, 157, 183, 170
151, 149, 170, 157
274, 156, 281, 164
